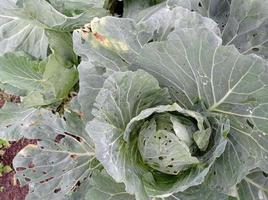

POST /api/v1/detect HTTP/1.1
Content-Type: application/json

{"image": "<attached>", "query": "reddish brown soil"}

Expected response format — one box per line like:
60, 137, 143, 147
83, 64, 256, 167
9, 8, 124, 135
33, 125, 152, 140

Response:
0, 137, 36, 200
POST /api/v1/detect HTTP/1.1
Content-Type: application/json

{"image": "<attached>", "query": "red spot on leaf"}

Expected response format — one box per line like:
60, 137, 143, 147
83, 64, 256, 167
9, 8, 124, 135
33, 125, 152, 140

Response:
54, 134, 65, 143
93, 32, 107, 43
16, 167, 26, 172
70, 154, 77, 159
39, 177, 54, 184
28, 161, 35, 169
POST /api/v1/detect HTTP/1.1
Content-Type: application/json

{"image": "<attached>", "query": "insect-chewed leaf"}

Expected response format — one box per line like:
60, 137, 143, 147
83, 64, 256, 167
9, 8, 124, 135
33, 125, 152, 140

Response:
13, 109, 98, 200
134, 18, 268, 194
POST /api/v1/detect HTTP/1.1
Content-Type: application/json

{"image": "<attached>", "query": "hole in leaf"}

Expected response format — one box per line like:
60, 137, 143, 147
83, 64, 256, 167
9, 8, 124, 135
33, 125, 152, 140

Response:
64, 132, 82, 142
25, 177, 31, 182
70, 154, 78, 159
263, 172, 268, 177
246, 119, 254, 129
71, 181, 81, 192
40, 177, 54, 184
54, 188, 61, 193
28, 161, 35, 169
54, 134, 65, 143
16, 167, 26, 172
168, 165, 173, 168
158, 156, 164, 160
252, 47, 259, 52
198, 2, 202, 7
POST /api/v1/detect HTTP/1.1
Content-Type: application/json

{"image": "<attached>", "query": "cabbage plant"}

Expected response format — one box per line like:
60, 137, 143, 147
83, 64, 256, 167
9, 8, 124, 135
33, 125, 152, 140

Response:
0, 0, 268, 200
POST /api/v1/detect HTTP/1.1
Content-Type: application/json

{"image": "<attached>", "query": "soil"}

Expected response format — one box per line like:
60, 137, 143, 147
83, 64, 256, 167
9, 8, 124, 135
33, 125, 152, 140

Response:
0, 139, 36, 200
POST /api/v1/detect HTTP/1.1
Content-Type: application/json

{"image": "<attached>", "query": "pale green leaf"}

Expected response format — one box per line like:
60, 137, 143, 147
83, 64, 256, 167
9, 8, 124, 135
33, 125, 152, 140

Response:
0, 52, 44, 92
45, 30, 78, 66
138, 119, 199, 175
84, 5, 219, 65
184, 0, 268, 58
86, 171, 135, 200
221, 0, 268, 58
123, 0, 164, 18
42, 54, 78, 99
13, 109, 97, 200
236, 171, 268, 200
170, 180, 229, 200
0, 52, 77, 107
0, 102, 36, 140
48, 0, 106, 16
72, 30, 128, 121
0, 0, 107, 58
0, 82, 27, 96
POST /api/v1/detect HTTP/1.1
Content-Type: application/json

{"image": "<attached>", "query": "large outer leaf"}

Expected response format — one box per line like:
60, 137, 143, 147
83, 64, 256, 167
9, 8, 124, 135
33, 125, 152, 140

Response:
187, 0, 231, 32
73, 4, 219, 123
0, 102, 36, 140
13, 109, 98, 200
86, 170, 135, 200
85, 3, 218, 64
73, 30, 128, 122
169, 181, 229, 200
221, 0, 268, 58
184, 0, 268, 58
0, 82, 26, 96
134, 21, 268, 194
0, 0, 107, 59
87, 70, 170, 200
236, 171, 268, 200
